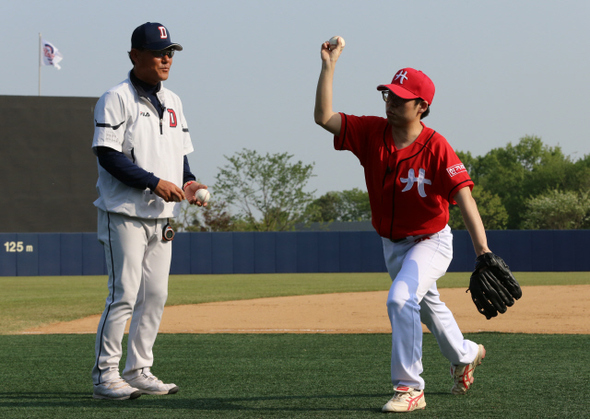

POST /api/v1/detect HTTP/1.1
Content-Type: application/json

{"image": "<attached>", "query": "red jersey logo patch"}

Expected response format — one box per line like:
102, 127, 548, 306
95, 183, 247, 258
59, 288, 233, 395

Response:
167, 109, 177, 127
447, 163, 467, 178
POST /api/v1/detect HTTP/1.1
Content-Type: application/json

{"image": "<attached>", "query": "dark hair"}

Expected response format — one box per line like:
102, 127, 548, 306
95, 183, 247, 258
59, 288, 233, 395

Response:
415, 98, 430, 119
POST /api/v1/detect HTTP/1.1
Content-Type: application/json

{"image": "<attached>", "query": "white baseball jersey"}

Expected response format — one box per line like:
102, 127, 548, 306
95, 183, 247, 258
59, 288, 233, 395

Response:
92, 73, 194, 219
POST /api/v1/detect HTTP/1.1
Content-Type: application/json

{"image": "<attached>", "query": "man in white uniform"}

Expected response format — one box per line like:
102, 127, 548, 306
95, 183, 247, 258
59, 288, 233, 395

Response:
91, 22, 206, 400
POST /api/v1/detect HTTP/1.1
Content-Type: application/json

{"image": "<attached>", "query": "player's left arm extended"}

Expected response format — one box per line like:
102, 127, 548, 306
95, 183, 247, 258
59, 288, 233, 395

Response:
454, 186, 491, 257
455, 186, 522, 319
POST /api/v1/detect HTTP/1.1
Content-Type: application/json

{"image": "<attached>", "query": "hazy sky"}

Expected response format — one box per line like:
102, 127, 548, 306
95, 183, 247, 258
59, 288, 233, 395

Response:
4, 0, 589, 197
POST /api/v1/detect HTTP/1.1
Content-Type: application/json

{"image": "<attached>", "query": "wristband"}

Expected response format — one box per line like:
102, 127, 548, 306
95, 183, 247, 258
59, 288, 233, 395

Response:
183, 180, 195, 191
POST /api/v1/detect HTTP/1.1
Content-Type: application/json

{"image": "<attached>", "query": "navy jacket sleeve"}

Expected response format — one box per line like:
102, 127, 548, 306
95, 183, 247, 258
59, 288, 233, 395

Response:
183, 156, 196, 185
96, 146, 160, 191
97, 147, 196, 190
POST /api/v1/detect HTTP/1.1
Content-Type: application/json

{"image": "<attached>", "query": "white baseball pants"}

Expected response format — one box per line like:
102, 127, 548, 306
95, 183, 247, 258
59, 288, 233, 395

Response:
92, 209, 172, 384
382, 225, 478, 390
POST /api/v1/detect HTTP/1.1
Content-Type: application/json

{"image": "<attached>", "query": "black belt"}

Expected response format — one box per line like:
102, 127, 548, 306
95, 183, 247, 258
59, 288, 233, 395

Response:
390, 234, 429, 243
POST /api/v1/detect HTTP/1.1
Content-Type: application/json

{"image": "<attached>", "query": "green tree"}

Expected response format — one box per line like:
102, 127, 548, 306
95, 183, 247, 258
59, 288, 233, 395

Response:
213, 148, 316, 231
339, 188, 371, 221
467, 136, 577, 228
455, 150, 478, 181
198, 200, 236, 232
172, 198, 267, 232
448, 187, 508, 230
572, 154, 590, 192
306, 192, 340, 222
522, 190, 590, 229
306, 188, 371, 222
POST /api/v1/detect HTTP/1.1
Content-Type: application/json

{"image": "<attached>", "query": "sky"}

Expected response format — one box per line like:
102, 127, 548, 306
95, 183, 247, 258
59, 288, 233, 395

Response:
4, 0, 590, 198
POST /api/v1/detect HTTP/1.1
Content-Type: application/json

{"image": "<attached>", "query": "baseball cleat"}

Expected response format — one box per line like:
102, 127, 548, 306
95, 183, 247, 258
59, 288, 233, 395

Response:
126, 368, 179, 395
382, 385, 426, 413
451, 344, 486, 395
93, 378, 142, 400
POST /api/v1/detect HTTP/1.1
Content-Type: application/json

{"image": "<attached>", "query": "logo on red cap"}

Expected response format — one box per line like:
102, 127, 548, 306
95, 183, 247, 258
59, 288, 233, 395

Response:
394, 70, 408, 84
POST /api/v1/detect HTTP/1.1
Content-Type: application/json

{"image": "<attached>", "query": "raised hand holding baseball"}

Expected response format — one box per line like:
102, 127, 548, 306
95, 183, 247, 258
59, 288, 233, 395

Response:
321, 35, 345, 65
328, 36, 345, 49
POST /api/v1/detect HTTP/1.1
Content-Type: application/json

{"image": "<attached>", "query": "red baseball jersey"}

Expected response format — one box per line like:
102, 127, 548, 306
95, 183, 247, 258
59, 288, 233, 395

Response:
335, 113, 473, 240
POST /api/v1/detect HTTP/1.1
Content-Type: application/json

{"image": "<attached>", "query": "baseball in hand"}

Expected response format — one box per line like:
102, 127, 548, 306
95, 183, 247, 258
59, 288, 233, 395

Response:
329, 36, 345, 48
195, 188, 211, 204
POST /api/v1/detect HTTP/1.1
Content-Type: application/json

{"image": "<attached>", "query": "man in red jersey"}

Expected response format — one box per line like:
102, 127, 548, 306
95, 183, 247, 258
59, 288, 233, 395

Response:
314, 36, 488, 413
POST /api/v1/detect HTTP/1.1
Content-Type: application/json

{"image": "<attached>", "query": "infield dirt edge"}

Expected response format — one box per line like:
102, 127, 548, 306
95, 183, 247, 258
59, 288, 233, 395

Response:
20, 285, 590, 335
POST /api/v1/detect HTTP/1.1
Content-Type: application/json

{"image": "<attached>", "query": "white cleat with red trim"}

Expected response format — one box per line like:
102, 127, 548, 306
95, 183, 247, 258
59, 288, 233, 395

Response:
451, 344, 486, 395
382, 385, 426, 413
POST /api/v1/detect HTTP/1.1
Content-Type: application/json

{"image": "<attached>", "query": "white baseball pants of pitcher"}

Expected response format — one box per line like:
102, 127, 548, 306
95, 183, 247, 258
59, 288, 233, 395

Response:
92, 209, 172, 384
382, 225, 479, 390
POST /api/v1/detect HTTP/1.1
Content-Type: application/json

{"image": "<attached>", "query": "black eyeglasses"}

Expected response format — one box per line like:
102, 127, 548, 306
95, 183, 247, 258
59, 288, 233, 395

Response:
147, 48, 175, 58
382, 90, 396, 102
381, 90, 416, 105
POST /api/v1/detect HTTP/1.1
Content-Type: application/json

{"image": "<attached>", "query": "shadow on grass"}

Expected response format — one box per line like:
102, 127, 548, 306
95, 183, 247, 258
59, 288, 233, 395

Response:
0, 392, 393, 413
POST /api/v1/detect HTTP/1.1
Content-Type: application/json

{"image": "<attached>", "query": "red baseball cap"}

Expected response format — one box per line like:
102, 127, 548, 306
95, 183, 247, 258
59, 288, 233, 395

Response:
377, 68, 435, 105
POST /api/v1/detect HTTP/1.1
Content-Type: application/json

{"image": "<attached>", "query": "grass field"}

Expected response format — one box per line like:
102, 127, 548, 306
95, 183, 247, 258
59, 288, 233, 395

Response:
0, 333, 588, 418
0, 272, 588, 417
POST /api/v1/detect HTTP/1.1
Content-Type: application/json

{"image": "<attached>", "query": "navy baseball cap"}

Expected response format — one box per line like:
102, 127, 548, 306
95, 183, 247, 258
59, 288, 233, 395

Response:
131, 22, 183, 51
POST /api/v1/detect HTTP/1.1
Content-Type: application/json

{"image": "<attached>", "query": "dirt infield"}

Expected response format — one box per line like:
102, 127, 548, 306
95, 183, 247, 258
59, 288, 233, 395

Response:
22, 285, 590, 334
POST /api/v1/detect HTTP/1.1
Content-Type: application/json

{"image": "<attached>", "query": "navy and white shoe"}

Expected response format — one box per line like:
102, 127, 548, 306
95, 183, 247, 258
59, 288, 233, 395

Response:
93, 377, 142, 400
126, 368, 179, 395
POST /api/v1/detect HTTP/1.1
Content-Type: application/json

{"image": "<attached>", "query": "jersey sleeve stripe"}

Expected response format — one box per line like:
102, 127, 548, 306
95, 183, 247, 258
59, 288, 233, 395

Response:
448, 179, 473, 202
95, 120, 125, 130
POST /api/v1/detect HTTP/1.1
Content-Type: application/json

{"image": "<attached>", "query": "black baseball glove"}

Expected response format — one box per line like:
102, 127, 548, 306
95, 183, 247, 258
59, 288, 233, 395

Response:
467, 252, 522, 320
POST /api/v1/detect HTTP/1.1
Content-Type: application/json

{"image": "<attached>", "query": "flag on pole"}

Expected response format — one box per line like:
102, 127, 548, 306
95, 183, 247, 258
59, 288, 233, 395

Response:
41, 39, 63, 70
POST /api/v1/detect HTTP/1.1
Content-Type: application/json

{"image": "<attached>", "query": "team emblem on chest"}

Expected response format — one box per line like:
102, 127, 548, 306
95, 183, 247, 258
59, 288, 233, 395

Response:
167, 109, 177, 127
400, 168, 431, 197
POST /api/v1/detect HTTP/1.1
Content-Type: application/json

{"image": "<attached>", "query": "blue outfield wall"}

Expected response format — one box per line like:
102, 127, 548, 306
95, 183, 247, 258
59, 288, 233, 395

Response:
1, 230, 589, 276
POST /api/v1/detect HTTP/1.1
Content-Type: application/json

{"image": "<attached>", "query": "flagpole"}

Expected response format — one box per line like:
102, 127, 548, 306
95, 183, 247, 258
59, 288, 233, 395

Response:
38, 33, 41, 96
